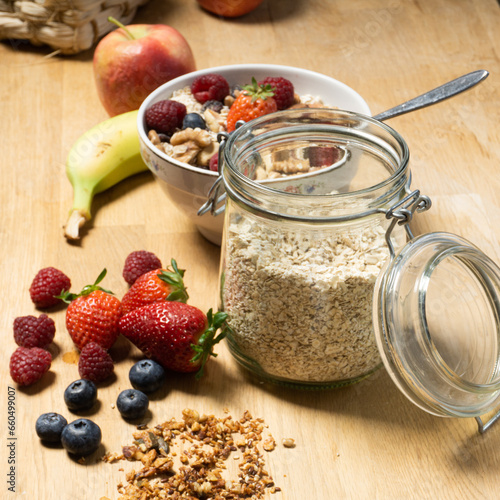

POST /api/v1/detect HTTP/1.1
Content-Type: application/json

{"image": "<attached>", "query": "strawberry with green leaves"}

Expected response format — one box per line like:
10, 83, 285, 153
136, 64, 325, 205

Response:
120, 259, 188, 316
226, 77, 278, 132
58, 269, 121, 351
119, 302, 227, 378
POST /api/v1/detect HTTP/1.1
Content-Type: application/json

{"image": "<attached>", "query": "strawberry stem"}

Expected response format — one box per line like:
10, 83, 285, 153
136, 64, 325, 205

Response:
242, 77, 275, 103
57, 269, 113, 304
158, 259, 189, 303
108, 16, 136, 40
191, 309, 228, 379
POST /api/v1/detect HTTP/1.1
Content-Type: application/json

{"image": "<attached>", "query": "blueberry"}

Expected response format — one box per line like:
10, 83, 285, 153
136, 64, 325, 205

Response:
35, 412, 68, 443
61, 418, 101, 456
182, 113, 206, 130
64, 379, 97, 411
201, 99, 224, 113
116, 389, 149, 420
129, 360, 165, 393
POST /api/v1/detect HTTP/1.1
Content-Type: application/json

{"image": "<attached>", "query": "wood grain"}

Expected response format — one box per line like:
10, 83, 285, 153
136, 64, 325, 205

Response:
1, 0, 500, 498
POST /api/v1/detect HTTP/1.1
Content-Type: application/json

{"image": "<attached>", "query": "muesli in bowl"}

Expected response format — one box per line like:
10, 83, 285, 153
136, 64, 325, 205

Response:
145, 73, 343, 178
137, 64, 371, 244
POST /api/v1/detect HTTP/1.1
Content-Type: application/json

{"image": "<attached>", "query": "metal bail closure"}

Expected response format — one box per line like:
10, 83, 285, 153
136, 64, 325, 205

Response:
382, 189, 432, 258
375, 195, 500, 434
198, 131, 229, 217
198, 120, 249, 217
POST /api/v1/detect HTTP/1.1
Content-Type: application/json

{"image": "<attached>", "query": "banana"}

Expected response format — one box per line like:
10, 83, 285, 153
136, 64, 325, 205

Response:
63, 109, 149, 240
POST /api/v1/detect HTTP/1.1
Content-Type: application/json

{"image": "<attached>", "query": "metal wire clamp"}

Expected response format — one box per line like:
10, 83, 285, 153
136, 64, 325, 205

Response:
381, 189, 432, 258
197, 131, 229, 217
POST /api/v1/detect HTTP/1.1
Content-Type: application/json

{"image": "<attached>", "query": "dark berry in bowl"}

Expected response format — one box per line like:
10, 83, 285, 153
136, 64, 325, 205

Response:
116, 389, 149, 420
209, 152, 219, 172
129, 359, 166, 393
201, 99, 224, 113
61, 418, 101, 456
145, 99, 187, 135
35, 412, 68, 443
258, 76, 295, 110
64, 379, 97, 411
190, 73, 229, 103
182, 113, 206, 130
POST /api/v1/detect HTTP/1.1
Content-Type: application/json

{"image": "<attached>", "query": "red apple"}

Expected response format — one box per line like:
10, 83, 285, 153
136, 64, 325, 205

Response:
196, 0, 264, 18
93, 20, 196, 116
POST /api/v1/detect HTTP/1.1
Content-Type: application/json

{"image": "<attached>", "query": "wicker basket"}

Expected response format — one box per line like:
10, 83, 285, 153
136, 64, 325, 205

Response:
0, 0, 150, 54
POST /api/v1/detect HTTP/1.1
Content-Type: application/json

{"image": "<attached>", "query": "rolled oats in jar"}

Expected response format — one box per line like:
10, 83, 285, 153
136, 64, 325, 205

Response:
218, 109, 410, 388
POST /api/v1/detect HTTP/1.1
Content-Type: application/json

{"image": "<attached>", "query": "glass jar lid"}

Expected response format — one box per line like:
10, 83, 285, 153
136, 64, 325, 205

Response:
373, 231, 500, 419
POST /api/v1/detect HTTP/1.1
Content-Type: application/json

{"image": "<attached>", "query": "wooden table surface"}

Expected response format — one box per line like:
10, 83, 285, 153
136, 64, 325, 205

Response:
1, 1, 500, 498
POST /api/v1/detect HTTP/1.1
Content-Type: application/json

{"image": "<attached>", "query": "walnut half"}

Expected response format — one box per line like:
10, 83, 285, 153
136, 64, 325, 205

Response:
170, 128, 212, 148
171, 140, 200, 164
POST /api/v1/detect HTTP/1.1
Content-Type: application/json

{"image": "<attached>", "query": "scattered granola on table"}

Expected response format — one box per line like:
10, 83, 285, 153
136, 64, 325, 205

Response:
103, 409, 283, 499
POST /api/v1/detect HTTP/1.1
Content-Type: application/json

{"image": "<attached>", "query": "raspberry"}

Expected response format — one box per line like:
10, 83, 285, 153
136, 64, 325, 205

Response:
258, 77, 295, 110
10, 347, 52, 386
78, 342, 114, 383
308, 146, 343, 167
191, 73, 230, 104
13, 314, 55, 348
123, 250, 162, 286
209, 152, 219, 172
145, 100, 187, 135
29, 267, 71, 309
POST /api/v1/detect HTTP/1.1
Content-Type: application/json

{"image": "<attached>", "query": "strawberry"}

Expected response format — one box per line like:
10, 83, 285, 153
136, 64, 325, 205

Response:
119, 302, 227, 378
120, 259, 188, 316
226, 77, 278, 132
58, 270, 121, 351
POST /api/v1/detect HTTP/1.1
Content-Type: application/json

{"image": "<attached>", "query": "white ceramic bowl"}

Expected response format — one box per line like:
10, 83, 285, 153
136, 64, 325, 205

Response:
137, 64, 371, 245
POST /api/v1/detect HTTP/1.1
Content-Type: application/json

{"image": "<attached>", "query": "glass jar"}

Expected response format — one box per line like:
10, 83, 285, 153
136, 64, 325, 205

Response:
218, 109, 411, 388
209, 108, 500, 429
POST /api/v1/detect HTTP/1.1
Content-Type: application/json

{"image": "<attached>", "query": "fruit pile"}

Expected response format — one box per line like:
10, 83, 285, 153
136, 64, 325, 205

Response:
145, 73, 300, 172
9, 250, 227, 457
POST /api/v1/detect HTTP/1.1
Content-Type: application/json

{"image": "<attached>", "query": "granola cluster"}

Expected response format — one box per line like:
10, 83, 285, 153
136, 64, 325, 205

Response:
103, 409, 282, 499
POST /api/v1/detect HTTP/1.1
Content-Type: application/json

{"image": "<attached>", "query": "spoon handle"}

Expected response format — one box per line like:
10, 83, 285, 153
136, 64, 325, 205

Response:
373, 69, 489, 121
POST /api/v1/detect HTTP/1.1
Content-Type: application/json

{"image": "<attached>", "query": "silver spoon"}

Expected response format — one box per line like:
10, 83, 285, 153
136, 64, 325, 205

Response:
199, 70, 489, 216
268, 69, 490, 185
373, 69, 488, 121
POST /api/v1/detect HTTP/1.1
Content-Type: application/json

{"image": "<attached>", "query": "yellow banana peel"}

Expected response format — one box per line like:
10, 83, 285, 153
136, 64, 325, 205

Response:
63, 110, 148, 240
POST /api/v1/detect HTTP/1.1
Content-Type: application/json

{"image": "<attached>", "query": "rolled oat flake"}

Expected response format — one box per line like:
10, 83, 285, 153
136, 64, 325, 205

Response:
208, 108, 500, 433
